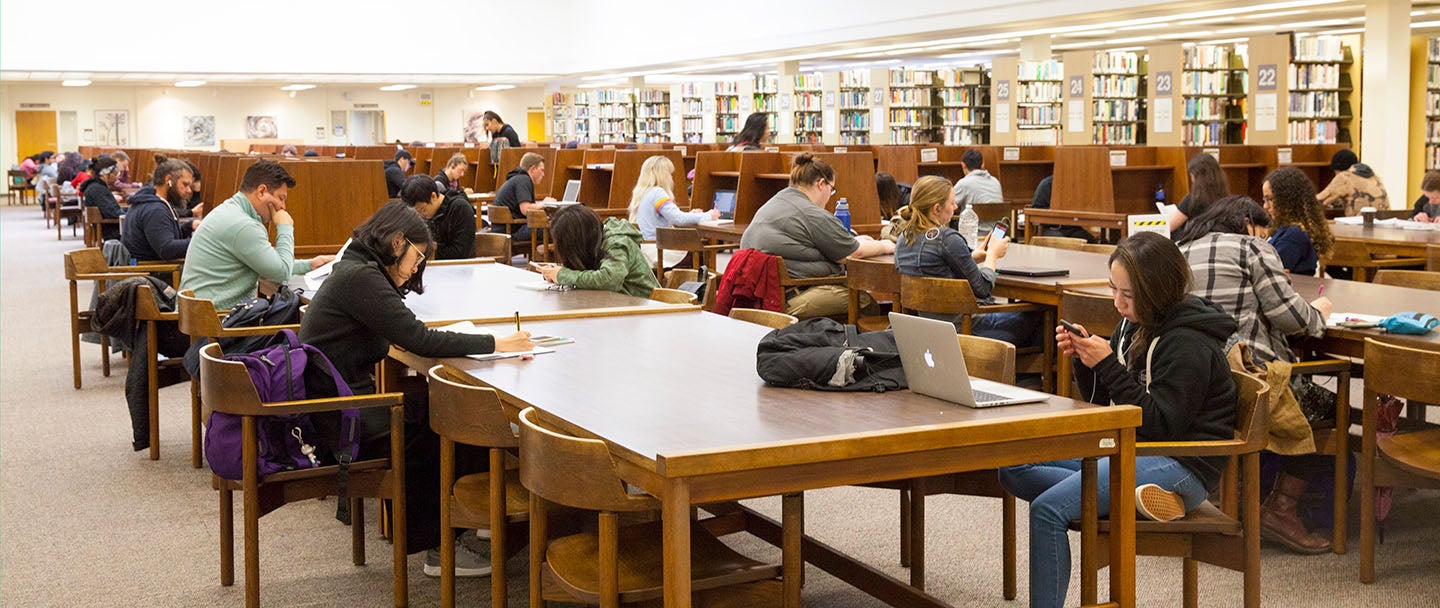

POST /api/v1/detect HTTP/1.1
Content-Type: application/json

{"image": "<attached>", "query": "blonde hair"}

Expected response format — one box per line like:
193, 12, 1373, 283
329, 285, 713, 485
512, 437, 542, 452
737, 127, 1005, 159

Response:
895, 176, 954, 241
628, 155, 676, 220
445, 152, 468, 169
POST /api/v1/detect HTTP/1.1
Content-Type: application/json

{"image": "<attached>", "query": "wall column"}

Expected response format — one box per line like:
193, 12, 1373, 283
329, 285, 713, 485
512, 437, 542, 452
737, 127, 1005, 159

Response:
1362, 0, 1412, 207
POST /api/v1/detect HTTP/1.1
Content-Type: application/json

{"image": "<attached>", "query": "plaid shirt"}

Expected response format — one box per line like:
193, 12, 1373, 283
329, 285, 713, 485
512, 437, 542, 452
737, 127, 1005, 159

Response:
1180, 233, 1325, 365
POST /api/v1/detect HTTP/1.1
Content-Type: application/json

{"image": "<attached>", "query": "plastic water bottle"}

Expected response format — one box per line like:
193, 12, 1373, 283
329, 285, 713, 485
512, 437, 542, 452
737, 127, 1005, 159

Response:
834, 197, 851, 231
1155, 183, 1167, 205
958, 202, 980, 249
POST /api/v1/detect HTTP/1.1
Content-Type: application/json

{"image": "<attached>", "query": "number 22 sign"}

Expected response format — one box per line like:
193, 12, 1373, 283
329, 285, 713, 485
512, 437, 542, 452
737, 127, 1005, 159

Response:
1256, 64, 1278, 91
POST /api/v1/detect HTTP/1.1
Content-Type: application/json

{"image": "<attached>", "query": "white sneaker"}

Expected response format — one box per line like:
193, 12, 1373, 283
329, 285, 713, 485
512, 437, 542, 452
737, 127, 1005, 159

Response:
423, 542, 492, 578
1135, 484, 1186, 522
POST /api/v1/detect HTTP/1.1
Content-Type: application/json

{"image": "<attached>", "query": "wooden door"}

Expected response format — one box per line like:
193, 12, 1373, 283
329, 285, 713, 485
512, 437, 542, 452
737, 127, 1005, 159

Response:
527, 109, 545, 143
16, 111, 57, 162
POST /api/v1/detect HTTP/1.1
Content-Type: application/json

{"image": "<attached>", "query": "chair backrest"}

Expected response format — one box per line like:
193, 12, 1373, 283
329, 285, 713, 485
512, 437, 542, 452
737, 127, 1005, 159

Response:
526, 209, 550, 229
728, 307, 798, 329
85, 206, 103, 223
1080, 243, 1117, 255
655, 226, 704, 252
199, 342, 265, 417
517, 407, 659, 513
1027, 236, 1086, 250
1231, 369, 1271, 454
958, 333, 1015, 384
427, 365, 518, 449
8, 169, 25, 186
1428, 244, 1439, 272
133, 283, 172, 321
474, 231, 512, 260
649, 287, 698, 305
846, 257, 901, 303
1372, 269, 1440, 292
1364, 338, 1440, 405
63, 248, 110, 280
1321, 239, 1373, 267
1060, 290, 1122, 338
177, 289, 226, 337
666, 269, 718, 311
899, 274, 980, 316
489, 205, 522, 226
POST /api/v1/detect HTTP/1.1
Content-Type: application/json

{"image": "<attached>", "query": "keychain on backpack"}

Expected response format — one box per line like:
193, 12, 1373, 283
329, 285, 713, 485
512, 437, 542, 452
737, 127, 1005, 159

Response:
292, 428, 320, 467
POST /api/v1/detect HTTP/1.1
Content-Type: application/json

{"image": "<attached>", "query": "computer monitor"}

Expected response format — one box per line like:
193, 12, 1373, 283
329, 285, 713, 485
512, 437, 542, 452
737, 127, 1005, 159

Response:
712, 190, 736, 218
562, 179, 582, 202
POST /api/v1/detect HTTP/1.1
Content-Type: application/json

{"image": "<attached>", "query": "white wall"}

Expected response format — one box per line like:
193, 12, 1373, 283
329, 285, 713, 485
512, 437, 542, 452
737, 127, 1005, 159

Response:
1, 83, 544, 170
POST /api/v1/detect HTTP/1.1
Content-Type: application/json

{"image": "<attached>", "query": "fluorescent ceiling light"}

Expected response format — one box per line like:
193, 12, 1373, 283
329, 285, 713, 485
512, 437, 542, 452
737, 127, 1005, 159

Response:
174, 80, 206, 87
1118, 23, 1167, 31
1413, 20, 1440, 28
1245, 10, 1306, 20
474, 84, 516, 91
1215, 24, 1279, 34
280, 84, 316, 91
61, 79, 91, 87
1179, 17, 1235, 26
1056, 29, 1117, 38
1281, 19, 1350, 29
578, 81, 625, 89
1158, 30, 1214, 39
379, 84, 416, 91
1323, 28, 1365, 35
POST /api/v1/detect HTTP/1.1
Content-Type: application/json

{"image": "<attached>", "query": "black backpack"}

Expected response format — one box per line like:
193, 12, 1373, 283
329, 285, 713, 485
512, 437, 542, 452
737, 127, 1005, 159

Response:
182, 286, 304, 377
756, 318, 906, 392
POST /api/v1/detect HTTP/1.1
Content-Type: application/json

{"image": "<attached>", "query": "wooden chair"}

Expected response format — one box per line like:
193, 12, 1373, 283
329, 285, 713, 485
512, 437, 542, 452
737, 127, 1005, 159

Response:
846, 257, 900, 333
473, 231, 512, 262
900, 274, 1054, 392
654, 226, 730, 279
8, 169, 35, 205
1026, 235, 1087, 250
728, 308, 798, 329
648, 287, 698, 305
427, 365, 529, 608
1372, 269, 1440, 292
134, 283, 189, 461
1081, 370, 1270, 607
63, 249, 171, 389
1321, 240, 1425, 282
51, 182, 82, 240
1080, 243, 1117, 255
526, 209, 553, 262
487, 206, 530, 249
178, 290, 300, 469
199, 342, 409, 608
1359, 338, 1440, 583
774, 256, 848, 315
664, 268, 718, 312
517, 407, 781, 606
83, 206, 120, 247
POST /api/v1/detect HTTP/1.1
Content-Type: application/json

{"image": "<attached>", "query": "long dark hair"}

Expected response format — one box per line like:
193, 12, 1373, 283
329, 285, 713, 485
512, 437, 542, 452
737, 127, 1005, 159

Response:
1174, 194, 1269, 245
352, 201, 434, 294
551, 204, 607, 271
1185, 153, 1230, 217
732, 113, 769, 147
1265, 167, 1333, 256
875, 172, 901, 218
1110, 232, 1192, 367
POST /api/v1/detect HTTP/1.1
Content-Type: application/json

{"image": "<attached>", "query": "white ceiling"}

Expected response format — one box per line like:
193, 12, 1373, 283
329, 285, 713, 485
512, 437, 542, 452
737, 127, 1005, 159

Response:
4, 0, 1440, 88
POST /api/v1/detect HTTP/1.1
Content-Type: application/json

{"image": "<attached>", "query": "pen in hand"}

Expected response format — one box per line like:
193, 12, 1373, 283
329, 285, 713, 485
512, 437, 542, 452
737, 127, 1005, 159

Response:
515, 312, 521, 333
1318, 284, 1324, 296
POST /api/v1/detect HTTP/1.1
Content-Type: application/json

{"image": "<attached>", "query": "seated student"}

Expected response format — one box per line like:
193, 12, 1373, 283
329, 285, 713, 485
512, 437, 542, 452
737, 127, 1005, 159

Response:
1316, 148, 1389, 216
383, 150, 414, 198
628, 155, 718, 265
1409, 169, 1440, 223
1000, 232, 1237, 608
109, 150, 140, 191
1175, 195, 1338, 554
425, 154, 477, 260
300, 201, 533, 576
535, 204, 660, 297
727, 113, 769, 151
1029, 175, 1095, 242
79, 155, 125, 242
179, 160, 334, 310
19, 153, 38, 178
893, 175, 1041, 347
178, 160, 205, 218
950, 148, 1003, 206
1263, 167, 1334, 277
400, 174, 444, 221
122, 159, 199, 264
1167, 153, 1231, 237
492, 152, 555, 243
738, 153, 894, 319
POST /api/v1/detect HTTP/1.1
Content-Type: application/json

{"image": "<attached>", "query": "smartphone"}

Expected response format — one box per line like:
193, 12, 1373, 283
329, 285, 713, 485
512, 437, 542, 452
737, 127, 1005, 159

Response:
985, 217, 1011, 246
1059, 318, 1088, 338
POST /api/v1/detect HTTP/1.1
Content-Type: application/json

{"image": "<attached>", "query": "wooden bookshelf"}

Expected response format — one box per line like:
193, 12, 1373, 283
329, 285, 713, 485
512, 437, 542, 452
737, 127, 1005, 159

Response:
888, 69, 940, 144
1182, 44, 1248, 146
1287, 35, 1354, 145
635, 88, 671, 144
839, 70, 873, 145
753, 73, 779, 141
572, 92, 592, 143
596, 89, 634, 144
793, 73, 825, 144
549, 92, 572, 143
938, 66, 990, 145
1016, 60, 1063, 146
715, 81, 742, 142
679, 83, 707, 144
1092, 51, 1147, 145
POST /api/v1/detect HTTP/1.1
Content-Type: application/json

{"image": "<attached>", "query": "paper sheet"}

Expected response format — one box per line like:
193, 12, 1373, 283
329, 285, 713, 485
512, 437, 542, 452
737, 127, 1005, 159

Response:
304, 239, 351, 290
1153, 98, 1173, 133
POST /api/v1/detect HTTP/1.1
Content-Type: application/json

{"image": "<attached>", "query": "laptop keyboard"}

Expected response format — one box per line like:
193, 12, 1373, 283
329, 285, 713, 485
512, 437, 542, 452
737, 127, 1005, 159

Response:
973, 388, 1008, 404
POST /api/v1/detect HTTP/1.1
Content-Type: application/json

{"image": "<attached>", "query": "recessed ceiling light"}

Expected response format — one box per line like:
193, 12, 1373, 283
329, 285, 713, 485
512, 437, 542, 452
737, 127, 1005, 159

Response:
174, 80, 206, 87
379, 84, 416, 91
474, 84, 516, 91
281, 84, 316, 91
61, 80, 91, 87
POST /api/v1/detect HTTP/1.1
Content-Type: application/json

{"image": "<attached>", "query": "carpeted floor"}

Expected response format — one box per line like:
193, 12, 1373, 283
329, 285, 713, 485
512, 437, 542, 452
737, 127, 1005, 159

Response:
2, 205, 1438, 607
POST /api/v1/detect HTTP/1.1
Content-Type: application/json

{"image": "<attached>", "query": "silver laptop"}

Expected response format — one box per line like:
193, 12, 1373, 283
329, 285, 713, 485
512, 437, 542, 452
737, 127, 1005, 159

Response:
889, 312, 1050, 408
561, 179, 582, 202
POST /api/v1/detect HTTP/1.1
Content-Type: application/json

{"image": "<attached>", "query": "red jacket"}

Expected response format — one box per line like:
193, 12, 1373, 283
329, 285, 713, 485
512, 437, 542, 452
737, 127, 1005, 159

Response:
714, 248, 783, 315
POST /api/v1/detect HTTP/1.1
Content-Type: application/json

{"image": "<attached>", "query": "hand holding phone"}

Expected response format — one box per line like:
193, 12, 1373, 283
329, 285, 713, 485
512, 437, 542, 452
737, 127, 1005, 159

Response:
1059, 319, 1088, 338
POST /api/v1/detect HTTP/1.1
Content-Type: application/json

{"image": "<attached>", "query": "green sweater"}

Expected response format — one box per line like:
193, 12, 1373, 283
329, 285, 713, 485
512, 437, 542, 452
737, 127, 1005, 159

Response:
555, 218, 660, 298
178, 192, 310, 310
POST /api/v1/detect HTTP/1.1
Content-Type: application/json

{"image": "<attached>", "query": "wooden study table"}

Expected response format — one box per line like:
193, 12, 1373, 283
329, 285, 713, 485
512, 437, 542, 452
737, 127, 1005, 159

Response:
1329, 222, 1440, 259
401, 311, 1141, 608
694, 221, 746, 244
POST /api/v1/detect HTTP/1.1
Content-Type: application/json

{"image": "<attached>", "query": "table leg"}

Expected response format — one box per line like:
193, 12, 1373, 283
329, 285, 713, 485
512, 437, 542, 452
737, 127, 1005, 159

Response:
1110, 429, 1136, 607
663, 478, 692, 608
1080, 457, 1098, 605
782, 492, 804, 607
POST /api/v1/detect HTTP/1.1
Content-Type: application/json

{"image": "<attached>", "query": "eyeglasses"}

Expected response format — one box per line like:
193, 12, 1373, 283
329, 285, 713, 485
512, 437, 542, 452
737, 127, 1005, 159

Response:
824, 179, 838, 198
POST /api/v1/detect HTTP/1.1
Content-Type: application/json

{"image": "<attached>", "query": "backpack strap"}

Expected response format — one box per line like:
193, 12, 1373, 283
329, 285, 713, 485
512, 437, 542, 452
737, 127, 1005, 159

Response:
1144, 335, 1161, 393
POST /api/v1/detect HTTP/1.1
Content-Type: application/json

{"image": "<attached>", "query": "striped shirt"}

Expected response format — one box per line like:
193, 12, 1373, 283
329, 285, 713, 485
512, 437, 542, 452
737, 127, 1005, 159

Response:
1180, 233, 1325, 365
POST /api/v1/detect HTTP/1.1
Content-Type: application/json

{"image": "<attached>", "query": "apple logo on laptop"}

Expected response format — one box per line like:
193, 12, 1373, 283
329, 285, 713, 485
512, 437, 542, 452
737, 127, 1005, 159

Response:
923, 349, 936, 368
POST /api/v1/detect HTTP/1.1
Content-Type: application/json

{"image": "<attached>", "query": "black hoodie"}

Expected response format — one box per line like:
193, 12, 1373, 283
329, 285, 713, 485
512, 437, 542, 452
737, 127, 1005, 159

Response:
429, 172, 477, 260
1074, 295, 1238, 490
382, 159, 406, 198
493, 166, 534, 220
121, 185, 192, 261
80, 176, 124, 241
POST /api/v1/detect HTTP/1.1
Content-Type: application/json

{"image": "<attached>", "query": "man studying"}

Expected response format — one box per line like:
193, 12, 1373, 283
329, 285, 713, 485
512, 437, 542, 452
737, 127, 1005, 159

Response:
122, 159, 198, 264
492, 152, 555, 243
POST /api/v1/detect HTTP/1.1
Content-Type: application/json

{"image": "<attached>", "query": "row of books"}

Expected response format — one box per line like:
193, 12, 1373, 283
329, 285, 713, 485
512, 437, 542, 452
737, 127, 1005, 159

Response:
635, 119, 669, 133
1015, 81, 1063, 103
794, 113, 823, 130
940, 88, 987, 107
1293, 36, 1346, 63
1184, 98, 1239, 121
1017, 129, 1059, 146
1093, 75, 1141, 98
839, 70, 870, 88
839, 113, 871, 131
1182, 123, 1232, 146
679, 100, 704, 115
937, 68, 987, 87
1287, 119, 1340, 144
889, 108, 937, 126
1019, 60, 1063, 81
840, 132, 871, 145
1093, 99, 1143, 122
889, 70, 935, 87
1017, 105, 1061, 126
1183, 45, 1243, 70
717, 82, 740, 95
890, 88, 936, 106
595, 90, 632, 103
839, 91, 869, 109
1182, 71, 1245, 96
889, 127, 937, 144
754, 75, 778, 94
1092, 52, 1141, 75
717, 97, 741, 113
1428, 121, 1440, 143
597, 107, 632, 119
681, 117, 705, 133
794, 92, 823, 111
635, 105, 670, 118
1093, 124, 1142, 145
1288, 91, 1340, 118
943, 126, 985, 145
794, 74, 824, 90
942, 107, 987, 125
1289, 64, 1343, 90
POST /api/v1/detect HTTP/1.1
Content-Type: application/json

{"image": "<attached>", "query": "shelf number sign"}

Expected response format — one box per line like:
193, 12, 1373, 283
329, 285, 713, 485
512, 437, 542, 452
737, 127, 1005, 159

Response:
1069, 76, 1084, 99
996, 80, 1011, 102
1256, 64, 1278, 92
1154, 71, 1173, 96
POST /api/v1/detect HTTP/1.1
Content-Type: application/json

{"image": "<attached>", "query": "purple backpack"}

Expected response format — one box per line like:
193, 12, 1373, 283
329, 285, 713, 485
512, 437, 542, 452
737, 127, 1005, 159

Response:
204, 329, 360, 483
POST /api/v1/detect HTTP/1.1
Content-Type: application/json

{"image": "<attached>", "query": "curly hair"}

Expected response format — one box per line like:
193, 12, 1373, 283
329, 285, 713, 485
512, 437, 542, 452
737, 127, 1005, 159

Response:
1265, 167, 1332, 256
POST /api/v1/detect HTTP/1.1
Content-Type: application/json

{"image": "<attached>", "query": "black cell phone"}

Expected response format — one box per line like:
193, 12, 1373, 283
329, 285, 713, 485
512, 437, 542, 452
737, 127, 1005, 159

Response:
1059, 318, 1088, 338
986, 217, 1011, 245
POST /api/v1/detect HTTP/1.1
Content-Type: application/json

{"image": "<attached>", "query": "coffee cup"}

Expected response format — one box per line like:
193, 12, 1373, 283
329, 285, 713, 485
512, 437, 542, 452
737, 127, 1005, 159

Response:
1360, 206, 1376, 226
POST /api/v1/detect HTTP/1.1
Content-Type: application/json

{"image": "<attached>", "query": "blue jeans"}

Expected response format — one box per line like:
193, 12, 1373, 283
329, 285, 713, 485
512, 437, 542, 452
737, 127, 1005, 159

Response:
998, 457, 1209, 608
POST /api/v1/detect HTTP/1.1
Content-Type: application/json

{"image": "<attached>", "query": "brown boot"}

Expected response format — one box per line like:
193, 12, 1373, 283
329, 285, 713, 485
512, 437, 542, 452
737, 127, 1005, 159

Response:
1260, 472, 1332, 554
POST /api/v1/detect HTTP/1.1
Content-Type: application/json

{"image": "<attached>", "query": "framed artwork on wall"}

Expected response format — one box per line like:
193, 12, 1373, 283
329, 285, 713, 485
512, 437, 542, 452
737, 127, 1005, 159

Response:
184, 115, 215, 147
246, 115, 278, 139
94, 110, 129, 146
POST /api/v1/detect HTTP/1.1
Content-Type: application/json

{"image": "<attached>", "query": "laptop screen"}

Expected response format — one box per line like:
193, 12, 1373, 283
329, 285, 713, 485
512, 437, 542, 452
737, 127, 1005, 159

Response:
713, 190, 736, 215
562, 179, 582, 202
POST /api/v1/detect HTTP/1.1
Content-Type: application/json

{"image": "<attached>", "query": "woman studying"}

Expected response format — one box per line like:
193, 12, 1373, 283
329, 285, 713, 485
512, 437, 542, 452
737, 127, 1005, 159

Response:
534, 204, 660, 298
